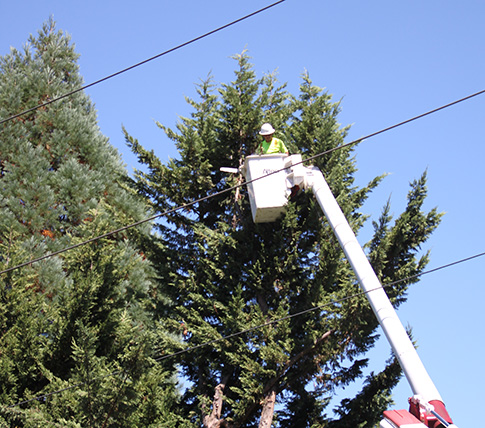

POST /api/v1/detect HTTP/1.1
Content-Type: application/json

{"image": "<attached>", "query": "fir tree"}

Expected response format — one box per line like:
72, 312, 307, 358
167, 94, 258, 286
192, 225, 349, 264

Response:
0, 19, 180, 426
125, 52, 442, 427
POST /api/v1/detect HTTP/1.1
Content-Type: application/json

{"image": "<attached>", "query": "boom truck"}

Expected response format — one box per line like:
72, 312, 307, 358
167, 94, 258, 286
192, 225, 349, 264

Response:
224, 154, 458, 428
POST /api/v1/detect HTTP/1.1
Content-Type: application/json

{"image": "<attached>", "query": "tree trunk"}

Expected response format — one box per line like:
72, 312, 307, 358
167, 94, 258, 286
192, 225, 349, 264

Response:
258, 388, 277, 428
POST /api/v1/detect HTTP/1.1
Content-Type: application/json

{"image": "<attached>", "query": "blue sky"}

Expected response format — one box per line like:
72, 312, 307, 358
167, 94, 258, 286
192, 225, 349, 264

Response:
2, 1, 484, 426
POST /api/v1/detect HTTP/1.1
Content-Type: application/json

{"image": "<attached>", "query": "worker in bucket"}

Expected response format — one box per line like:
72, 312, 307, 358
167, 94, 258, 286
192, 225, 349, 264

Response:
257, 123, 289, 155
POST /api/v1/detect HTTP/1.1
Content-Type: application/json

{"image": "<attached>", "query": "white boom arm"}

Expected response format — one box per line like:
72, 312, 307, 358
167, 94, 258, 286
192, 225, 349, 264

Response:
298, 160, 456, 428
240, 154, 456, 427
305, 165, 442, 402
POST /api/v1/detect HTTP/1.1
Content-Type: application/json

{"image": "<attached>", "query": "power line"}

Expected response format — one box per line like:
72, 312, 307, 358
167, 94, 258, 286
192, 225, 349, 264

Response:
0, 0, 285, 126
0, 186, 228, 276
302, 87, 485, 164
154, 249, 485, 363
1, 87, 484, 277
5, 248, 485, 409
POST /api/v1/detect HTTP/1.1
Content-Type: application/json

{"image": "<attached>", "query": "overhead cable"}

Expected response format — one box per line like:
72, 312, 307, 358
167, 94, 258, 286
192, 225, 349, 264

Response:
153, 249, 485, 362
1, 87, 484, 276
0, 0, 286, 126
6, 248, 485, 409
303, 88, 485, 165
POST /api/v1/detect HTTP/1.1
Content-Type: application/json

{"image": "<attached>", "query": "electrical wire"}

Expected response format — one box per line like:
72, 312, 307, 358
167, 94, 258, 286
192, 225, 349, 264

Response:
0, 0, 285, 126
302, 88, 485, 165
153, 249, 485, 363
5, 248, 485, 409
1, 87, 484, 277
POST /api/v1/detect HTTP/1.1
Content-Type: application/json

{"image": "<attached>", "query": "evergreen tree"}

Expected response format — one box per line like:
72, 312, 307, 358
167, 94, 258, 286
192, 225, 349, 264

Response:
125, 52, 442, 427
0, 20, 180, 426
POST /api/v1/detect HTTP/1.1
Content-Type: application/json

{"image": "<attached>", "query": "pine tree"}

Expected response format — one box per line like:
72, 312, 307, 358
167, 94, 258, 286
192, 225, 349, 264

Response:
0, 19, 180, 426
125, 52, 442, 427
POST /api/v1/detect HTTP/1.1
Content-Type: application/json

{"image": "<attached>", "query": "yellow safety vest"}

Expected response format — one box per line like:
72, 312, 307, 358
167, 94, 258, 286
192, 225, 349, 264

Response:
259, 137, 288, 154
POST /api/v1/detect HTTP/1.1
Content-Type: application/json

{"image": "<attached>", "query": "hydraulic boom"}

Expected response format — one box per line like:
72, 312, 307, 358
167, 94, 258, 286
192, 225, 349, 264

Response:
240, 154, 457, 428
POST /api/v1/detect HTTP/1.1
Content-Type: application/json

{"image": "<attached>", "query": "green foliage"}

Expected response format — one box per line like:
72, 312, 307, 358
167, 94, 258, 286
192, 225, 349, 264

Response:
0, 19, 179, 426
125, 51, 442, 427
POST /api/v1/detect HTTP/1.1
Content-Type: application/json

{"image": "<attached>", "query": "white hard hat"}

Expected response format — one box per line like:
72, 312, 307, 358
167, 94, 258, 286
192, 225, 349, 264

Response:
259, 123, 275, 135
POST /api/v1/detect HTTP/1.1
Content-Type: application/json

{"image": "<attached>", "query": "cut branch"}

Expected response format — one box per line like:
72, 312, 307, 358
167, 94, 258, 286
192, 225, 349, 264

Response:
258, 388, 276, 428
202, 373, 231, 428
